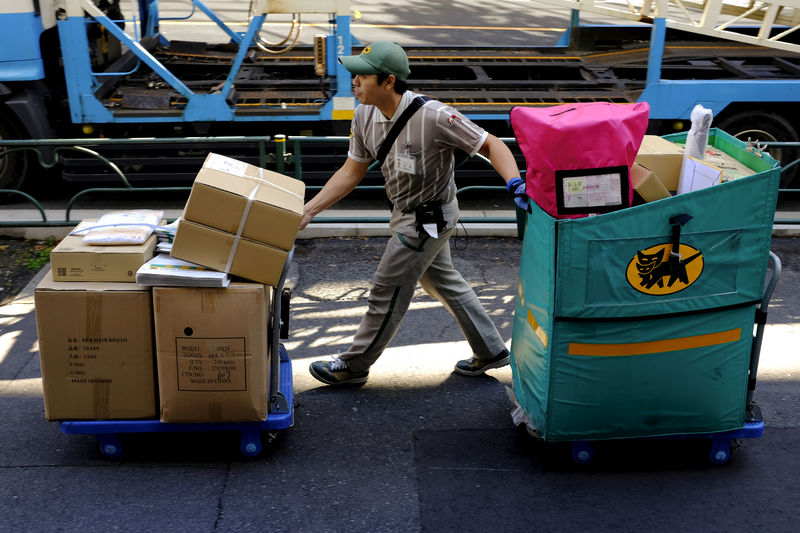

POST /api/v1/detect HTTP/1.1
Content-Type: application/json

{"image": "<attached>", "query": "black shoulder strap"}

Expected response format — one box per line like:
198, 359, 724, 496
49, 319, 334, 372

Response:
375, 95, 430, 166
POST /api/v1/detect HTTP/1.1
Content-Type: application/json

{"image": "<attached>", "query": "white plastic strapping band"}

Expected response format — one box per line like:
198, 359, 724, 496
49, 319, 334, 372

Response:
68, 223, 159, 236
224, 184, 259, 274
243, 167, 303, 200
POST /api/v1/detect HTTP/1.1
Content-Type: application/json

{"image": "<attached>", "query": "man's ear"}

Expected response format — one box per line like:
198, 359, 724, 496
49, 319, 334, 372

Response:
384, 74, 396, 90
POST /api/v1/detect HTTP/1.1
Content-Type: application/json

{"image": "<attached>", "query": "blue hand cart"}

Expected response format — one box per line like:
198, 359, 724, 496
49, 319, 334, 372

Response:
59, 251, 296, 458
508, 130, 782, 464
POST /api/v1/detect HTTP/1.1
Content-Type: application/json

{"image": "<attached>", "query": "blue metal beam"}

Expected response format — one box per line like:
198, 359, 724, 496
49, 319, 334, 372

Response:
82, 6, 194, 98
646, 18, 666, 86
334, 15, 353, 98
639, 79, 800, 119
219, 14, 265, 101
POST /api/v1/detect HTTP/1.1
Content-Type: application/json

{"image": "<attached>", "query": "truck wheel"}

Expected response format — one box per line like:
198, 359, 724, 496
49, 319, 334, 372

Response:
0, 108, 30, 198
716, 111, 799, 189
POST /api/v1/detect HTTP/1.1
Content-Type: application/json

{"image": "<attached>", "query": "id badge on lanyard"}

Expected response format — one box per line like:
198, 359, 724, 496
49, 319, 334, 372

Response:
395, 153, 417, 175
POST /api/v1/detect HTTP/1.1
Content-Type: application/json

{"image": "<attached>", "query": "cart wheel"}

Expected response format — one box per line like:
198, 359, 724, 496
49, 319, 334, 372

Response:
709, 438, 732, 465
572, 441, 594, 464
97, 434, 122, 458
240, 430, 263, 457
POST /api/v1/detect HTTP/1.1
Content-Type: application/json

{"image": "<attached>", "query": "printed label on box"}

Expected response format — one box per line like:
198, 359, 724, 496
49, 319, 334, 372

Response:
204, 153, 248, 178
175, 337, 247, 391
63, 335, 129, 384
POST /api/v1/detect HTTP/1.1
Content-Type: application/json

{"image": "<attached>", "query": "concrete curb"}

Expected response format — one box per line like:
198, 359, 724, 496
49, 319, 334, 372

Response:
10, 264, 51, 306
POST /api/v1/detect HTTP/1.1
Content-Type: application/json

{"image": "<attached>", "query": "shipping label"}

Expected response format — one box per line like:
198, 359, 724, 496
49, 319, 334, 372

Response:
175, 337, 247, 391
65, 336, 128, 384
204, 153, 248, 178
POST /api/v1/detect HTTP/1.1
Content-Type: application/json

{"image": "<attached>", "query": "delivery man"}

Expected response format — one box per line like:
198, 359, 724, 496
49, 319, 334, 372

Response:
300, 41, 528, 385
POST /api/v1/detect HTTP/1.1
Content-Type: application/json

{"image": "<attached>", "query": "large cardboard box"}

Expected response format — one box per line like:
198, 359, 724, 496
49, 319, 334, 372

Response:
35, 272, 156, 420
153, 283, 271, 423
182, 153, 305, 251
630, 162, 671, 203
634, 135, 684, 192
704, 146, 757, 182
171, 218, 288, 286
50, 219, 157, 282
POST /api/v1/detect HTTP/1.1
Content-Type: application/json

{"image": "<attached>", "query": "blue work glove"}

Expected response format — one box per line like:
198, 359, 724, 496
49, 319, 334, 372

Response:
507, 177, 529, 211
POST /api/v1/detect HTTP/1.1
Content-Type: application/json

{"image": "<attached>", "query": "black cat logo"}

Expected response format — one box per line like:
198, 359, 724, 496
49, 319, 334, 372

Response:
626, 243, 704, 295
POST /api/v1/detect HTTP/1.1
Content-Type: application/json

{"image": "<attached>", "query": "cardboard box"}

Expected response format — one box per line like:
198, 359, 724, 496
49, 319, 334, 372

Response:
35, 272, 156, 420
171, 218, 288, 286
153, 283, 271, 423
50, 219, 157, 282
182, 153, 305, 251
635, 135, 684, 192
630, 162, 671, 203
703, 146, 757, 182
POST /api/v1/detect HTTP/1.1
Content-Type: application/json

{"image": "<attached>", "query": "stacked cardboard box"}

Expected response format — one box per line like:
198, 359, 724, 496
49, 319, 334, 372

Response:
153, 282, 271, 422
37, 216, 160, 420
704, 146, 758, 182
171, 153, 305, 286
630, 162, 671, 203
35, 272, 157, 420
37, 153, 297, 423
633, 135, 684, 202
50, 219, 158, 282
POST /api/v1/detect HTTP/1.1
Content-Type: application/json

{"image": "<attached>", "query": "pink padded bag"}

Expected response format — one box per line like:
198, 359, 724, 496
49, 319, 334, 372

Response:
510, 102, 650, 219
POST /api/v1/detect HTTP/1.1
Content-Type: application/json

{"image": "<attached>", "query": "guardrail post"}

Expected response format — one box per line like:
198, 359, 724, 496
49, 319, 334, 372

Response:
292, 138, 303, 181
258, 138, 267, 169
275, 135, 287, 174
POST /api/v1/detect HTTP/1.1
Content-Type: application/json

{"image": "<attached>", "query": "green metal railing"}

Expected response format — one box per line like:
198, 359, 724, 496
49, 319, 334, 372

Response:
0, 136, 274, 227
0, 135, 798, 228
0, 135, 515, 228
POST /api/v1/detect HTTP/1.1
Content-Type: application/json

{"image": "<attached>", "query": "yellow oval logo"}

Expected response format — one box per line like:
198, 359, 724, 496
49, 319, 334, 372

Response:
626, 243, 704, 295
362, 46, 371, 55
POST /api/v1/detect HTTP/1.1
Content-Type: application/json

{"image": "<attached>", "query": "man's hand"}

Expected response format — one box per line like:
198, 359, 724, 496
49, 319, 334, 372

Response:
299, 207, 314, 230
507, 177, 528, 211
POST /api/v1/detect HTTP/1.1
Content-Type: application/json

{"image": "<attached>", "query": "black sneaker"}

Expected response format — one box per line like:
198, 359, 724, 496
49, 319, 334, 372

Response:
454, 349, 510, 376
309, 358, 369, 386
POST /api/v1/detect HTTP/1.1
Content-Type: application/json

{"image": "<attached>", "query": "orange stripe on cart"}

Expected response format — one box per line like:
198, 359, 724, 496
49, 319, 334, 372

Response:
568, 328, 742, 356
527, 309, 548, 348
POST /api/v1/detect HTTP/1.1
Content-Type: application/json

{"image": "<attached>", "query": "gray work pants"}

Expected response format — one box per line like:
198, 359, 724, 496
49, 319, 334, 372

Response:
339, 228, 507, 372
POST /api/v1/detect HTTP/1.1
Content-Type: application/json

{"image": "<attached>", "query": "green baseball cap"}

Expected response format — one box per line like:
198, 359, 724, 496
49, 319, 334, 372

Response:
338, 41, 411, 80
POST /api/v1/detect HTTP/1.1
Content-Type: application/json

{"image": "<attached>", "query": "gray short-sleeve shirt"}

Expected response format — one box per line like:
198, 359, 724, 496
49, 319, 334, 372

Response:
347, 91, 488, 235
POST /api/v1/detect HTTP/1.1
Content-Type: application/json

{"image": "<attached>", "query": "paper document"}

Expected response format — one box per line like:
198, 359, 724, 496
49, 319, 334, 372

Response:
562, 172, 622, 209
156, 242, 173, 253
136, 254, 230, 287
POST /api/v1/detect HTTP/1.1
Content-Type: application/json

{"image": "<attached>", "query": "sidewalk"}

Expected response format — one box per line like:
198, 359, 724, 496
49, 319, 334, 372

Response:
1, 236, 799, 532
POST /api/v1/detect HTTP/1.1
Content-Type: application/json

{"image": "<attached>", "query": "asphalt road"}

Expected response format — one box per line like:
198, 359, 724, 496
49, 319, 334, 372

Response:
1, 235, 798, 532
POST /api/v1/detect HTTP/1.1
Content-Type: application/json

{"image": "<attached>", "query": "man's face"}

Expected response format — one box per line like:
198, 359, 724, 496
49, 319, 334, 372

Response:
352, 73, 388, 105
